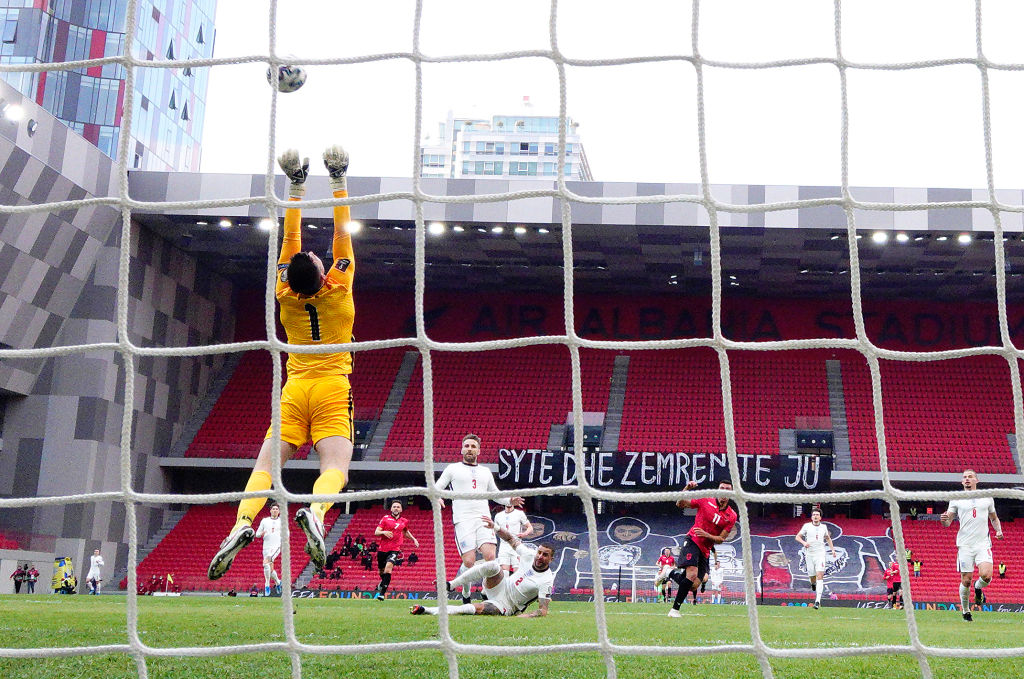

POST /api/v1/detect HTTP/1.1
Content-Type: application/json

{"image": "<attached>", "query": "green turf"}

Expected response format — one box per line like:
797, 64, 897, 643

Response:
0, 595, 1020, 679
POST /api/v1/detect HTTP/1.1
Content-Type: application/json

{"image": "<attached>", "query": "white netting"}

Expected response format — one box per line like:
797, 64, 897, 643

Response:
1, 0, 1024, 677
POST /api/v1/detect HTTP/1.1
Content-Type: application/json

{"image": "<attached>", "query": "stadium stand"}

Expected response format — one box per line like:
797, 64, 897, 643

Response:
136, 503, 340, 592
842, 353, 1018, 473
0, 533, 19, 550
618, 349, 831, 455
382, 347, 616, 461
305, 505, 461, 592
185, 348, 404, 458
181, 293, 1019, 472
901, 517, 1023, 603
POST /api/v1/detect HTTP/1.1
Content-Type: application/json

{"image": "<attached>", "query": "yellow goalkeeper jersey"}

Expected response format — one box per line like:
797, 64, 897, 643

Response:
275, 192, 355, 379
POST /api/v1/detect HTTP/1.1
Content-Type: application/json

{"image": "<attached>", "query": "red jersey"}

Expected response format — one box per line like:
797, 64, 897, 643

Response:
377, 514, 409, 552
884, 564, 901, 585
687, 497, 738, 557
657, 555, 675, 568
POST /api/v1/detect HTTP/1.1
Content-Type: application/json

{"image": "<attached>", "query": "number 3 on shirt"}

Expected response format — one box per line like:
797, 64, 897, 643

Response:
304, 303, 321, 341
472, 479, 477, 489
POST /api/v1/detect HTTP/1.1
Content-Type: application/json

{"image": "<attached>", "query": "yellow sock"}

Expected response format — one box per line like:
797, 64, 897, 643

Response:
311, 468, 346, 524
234, 470, 273, 531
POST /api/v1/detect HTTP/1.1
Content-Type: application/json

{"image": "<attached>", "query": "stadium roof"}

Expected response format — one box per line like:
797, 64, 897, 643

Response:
129, 173, 1024, 301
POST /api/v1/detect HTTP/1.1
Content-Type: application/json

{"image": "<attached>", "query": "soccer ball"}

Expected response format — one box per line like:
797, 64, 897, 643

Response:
266, 65, 306, 93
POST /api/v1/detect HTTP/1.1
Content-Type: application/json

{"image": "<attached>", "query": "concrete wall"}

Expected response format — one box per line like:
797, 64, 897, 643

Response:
0, 78, 235, 580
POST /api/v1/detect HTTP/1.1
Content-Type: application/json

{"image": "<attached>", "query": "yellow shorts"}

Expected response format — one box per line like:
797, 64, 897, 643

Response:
265, 374, 353, 447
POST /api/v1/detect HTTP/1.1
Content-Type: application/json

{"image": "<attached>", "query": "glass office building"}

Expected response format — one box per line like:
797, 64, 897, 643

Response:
0, 0, 215, 170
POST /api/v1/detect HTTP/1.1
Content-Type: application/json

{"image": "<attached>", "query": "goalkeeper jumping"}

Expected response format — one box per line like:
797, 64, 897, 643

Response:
208, 145, 356, 580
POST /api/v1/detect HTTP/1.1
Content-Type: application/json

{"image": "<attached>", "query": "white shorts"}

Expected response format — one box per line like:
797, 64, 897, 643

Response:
482, 578, 515, 616
806, 551, 829, 574
263, 545, 281, 561
708, 582, 723, 591
957, 544, 993, 572
87, 569, 102, 582
454, 518, 497, 555
498, 543, 519, 568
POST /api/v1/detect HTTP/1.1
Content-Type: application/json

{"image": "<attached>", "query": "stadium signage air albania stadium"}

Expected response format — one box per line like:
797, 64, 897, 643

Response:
497, 450, 831, 491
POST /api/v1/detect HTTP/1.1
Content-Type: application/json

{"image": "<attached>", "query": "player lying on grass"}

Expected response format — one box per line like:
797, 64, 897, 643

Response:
410, 516, 554, 618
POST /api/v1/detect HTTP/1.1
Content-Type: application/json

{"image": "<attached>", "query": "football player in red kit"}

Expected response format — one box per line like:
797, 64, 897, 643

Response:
374, 500, 420, 599
667, 479, 737, 617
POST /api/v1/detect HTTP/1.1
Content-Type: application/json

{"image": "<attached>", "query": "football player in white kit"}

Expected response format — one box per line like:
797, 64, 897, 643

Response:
493, 503, 532, 574
435, 434, 522, 602
86, 549, 104, 595
255, 502, 283, 596
410, 515, 555, 618
707, 561, 725, 604
940, 469, 1003, 621
795, 508, 837, 609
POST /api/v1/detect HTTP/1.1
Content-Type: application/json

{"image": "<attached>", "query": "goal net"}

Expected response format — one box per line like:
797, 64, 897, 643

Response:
1, 1, 1023, 678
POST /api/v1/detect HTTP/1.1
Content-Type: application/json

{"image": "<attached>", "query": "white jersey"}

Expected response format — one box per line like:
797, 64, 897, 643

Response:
88, 555, 103, 577
798, 522, 831, 554
947, 498, 995, 548
499, 544, 555, 614
435, 462, 510, 525
709, 566, 725, 588
493, 509, 530, 539
255, 516, 282, 555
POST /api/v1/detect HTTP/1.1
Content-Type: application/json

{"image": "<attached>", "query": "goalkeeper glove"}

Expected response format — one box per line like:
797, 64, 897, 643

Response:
323, 144, 349, 192
278, 149, 309, 198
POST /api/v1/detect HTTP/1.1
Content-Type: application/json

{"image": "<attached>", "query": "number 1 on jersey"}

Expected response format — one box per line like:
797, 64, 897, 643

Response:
304, 303, 321, 341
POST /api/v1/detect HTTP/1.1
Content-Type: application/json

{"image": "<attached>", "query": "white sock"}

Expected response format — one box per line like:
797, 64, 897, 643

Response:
450, 561, 501, 590
960, 583, 970, 611
264, 563, 272, 588
974, 577, 990, 590
273, 570, 281, 585
423, 604, 475, 616
815, 580, 823, 603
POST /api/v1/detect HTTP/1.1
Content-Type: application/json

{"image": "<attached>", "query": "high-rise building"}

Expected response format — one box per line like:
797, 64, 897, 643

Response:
420, 108, 592, 181
0, 0, 215, 170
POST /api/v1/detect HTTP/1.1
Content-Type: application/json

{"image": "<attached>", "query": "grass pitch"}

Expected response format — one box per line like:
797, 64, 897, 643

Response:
0, 595, 1020, 679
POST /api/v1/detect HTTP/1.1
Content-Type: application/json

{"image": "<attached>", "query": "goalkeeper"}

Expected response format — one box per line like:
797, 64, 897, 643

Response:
208, 145, 357, 580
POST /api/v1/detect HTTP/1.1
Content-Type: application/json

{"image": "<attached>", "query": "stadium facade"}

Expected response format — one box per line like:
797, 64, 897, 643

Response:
0, 0, 216, 170
420, 107, 592, 180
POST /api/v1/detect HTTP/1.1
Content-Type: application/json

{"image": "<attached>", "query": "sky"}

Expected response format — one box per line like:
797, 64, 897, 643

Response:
200, 0, 1024, 190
